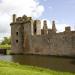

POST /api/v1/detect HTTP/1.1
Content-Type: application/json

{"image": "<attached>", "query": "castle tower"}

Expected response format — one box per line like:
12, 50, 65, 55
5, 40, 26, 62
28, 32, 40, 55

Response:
10, 14, 24, 54
52, 20, 57, 33
43, 20, 48, 35
23, 15, 33, 52
33, 20, 41, 35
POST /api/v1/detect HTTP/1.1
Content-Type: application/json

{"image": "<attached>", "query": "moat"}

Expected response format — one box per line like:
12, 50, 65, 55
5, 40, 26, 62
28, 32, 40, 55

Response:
0, 55, 75, 73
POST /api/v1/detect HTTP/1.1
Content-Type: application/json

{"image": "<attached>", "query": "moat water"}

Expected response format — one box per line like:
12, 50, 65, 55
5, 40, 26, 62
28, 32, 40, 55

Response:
0, 55, 75, 73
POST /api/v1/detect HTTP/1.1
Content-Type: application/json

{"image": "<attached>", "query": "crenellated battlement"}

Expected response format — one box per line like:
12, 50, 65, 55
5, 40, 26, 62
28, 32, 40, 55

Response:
11, 14, 75, 36
12, 14, 32, 24
11, 14, 57, 35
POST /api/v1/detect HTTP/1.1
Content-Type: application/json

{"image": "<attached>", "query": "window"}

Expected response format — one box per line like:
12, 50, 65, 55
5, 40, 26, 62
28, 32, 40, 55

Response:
16, 40, 18, 43
34, 24, 37, 34
33, 21, 37, 35
16, 32, 18, 35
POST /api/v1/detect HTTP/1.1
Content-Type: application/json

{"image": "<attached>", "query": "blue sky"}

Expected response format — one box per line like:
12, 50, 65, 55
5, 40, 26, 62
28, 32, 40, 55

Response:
39, 0, 75, 24
0, 0, 75, 40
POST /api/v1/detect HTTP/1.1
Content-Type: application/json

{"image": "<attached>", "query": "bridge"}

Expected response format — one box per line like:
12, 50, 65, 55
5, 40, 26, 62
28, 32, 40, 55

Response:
0, 48, 11, 55
0, 48, 7, 55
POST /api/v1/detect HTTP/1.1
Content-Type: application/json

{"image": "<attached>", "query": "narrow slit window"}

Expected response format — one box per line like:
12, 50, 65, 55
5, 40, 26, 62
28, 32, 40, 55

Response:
16, 32, 18, 35
16, 40, 18, 43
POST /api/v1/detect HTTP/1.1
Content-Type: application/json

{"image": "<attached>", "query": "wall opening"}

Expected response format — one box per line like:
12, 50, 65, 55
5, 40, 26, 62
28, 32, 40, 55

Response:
33, 21, 37, 35
16, 40, 18, 43
16, 32, 18, 35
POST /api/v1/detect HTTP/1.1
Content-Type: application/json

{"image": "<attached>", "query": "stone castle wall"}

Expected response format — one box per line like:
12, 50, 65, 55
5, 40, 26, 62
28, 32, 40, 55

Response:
26, 32, 75, 56
10, 14, 75, 56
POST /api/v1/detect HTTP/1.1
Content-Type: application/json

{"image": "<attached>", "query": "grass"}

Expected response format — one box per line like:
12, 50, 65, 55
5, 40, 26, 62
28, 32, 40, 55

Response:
0, 61, 74, 75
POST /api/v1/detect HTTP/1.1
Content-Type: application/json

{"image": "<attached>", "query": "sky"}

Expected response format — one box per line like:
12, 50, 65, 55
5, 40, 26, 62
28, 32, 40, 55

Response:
0, 0, 75, 40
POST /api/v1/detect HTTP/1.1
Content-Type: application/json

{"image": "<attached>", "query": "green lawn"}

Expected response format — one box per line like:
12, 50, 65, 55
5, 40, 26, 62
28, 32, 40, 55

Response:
0, 61, 74, 75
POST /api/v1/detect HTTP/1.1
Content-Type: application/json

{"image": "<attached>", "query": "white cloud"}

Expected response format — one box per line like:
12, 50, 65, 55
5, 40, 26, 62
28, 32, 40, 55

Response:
0, 13, 10, 33
0, 0, 44, 39
32, 5, 44, 18
0, 0, 44, 17
56, 24, 75, 32
56, 24, 68, 32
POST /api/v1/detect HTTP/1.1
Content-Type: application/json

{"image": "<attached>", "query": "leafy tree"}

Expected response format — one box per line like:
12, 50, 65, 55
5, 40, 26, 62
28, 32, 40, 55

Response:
1, 37, 11, 45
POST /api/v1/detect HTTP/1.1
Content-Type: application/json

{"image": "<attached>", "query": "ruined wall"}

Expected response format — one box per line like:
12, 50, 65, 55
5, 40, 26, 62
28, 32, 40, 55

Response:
10, 14, 75, 56
33, 20, 41, 35
26, 32, 75, 56
29, 35, 50, 54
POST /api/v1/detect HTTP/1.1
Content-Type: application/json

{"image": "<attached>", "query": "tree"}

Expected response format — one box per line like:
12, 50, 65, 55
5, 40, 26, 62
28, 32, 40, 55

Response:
1, 37, 11, 45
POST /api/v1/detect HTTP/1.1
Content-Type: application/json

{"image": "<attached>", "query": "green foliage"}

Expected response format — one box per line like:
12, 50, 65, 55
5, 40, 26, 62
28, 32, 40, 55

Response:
0, 44, 11, 49
1, 37, 11, 45
0, 60, 74, 75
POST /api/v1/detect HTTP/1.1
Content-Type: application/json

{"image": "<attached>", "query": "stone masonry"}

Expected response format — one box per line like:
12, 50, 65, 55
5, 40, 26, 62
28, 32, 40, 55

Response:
10, 14, 75, 56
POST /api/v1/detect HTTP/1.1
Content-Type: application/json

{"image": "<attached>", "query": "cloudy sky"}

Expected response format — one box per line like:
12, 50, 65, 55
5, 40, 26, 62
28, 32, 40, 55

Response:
0, 0, 75, 40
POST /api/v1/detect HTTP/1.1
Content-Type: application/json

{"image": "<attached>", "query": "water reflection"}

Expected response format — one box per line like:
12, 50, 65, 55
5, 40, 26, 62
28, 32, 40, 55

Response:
12, 55, 75, 73
0, 55, 75, 73
71, 60, 75, 65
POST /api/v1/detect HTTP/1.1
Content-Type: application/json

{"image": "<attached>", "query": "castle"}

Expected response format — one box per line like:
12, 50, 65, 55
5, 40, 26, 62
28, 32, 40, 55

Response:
10, 14, 75, 56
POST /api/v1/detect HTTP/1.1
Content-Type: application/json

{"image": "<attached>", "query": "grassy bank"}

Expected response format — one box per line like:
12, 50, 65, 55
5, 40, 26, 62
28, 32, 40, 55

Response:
0, 61, 74, 75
